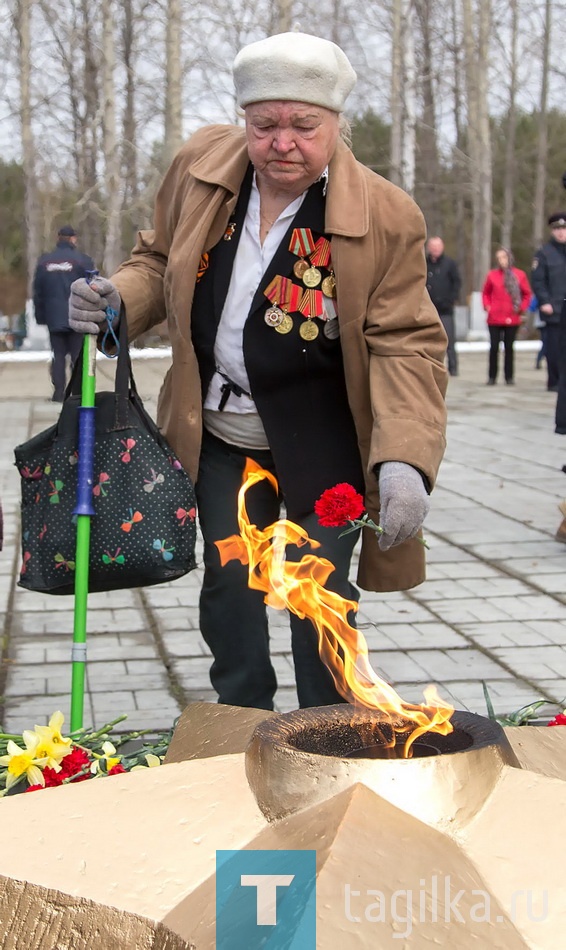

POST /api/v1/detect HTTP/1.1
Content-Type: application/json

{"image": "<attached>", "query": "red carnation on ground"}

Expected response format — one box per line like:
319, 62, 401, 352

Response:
314, 483, 365, 528
25, 747, 92, 792
547, 712, 566, 726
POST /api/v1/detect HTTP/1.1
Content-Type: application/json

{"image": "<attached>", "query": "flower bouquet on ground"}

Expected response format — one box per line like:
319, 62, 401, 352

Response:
482, 682, 566, 727
0, 711, 174, 797
314, 482, 428, 547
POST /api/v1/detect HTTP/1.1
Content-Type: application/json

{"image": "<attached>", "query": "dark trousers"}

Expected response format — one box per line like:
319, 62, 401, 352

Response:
488, 325, 518, 382
49, 330, 83, 399
195, 429, 360, 710
544, 323, 561, 390
439, 312, 458, 375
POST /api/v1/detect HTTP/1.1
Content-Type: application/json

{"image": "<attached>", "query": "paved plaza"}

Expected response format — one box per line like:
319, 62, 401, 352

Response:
1, 344, 565, 735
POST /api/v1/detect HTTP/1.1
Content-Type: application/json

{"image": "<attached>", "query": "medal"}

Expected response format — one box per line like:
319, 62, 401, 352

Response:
302, 266, 321, 288
264, 305, 285, 327
275, 313, 293, 334
293, 259, 309, 279
299, 319, 319, 340
324, 318, 340, 339
322, 273, 336, 298
310, 237, 331, 268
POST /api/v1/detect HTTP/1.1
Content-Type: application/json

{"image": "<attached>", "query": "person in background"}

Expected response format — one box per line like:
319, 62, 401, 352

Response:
425, 236, 461, 377
531, 212, 566, 393
68, 32, 447, 712
32, 225, 95, 402
482, 247, 531, 385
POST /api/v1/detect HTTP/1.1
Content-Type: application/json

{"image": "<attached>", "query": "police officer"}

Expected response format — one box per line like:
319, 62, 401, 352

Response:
531, 212, 566, 393
33, 225, 95, 402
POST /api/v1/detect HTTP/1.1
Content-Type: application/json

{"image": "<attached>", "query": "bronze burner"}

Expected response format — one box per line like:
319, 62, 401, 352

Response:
246, 704, 520, 824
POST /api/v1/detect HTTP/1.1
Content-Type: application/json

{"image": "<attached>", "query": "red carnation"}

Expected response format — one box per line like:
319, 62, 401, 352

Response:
547, 713, 566, 726
314, 483, 365, 528
108, 763, 127, 775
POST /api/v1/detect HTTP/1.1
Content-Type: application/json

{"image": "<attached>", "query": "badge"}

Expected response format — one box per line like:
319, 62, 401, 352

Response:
302, 267, 322, 288
264, 306, 285, 327
223, 222, 237, 241
293, 259, 309, 279
299, 319, 319, 340
531, 258, 539, 270
321, 274, 336, 298
275, 314, 293, 334
323, 318, 340, 339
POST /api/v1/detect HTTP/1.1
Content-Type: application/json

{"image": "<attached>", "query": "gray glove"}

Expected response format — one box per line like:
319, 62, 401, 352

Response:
378, 461, 430, 551
69, 277, 121, 334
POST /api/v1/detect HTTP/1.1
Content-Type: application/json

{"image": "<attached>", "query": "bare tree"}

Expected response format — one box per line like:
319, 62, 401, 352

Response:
101, 0, 122, 274
462, 0, 492, 289
163, 0, 183, 166
390, 0, 416, 193
501, 0, 519, 250
14, 0, 41, 295
533, 0, 551, 251
414, 0, 440, 229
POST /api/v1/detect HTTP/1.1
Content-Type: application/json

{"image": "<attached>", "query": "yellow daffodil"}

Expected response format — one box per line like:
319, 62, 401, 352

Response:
131, 753, 163, 771
31, 711, 72, 766
0, 734, 47, 790
90, 741, 121, 775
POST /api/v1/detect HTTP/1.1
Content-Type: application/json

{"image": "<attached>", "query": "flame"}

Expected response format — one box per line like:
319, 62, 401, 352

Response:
216, 460, 453, 756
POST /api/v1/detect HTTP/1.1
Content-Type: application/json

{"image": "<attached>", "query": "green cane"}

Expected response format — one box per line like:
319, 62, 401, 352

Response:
70, 333, 97, 731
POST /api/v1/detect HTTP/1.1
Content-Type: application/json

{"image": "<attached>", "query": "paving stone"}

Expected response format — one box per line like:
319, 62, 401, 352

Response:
3, 350, 566, 734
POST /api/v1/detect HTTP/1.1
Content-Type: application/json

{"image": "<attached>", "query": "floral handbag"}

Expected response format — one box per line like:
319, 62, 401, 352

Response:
14, 320, 197, 595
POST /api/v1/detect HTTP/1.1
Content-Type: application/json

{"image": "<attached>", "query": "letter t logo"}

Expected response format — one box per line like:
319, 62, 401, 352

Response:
240, 874, 295, 925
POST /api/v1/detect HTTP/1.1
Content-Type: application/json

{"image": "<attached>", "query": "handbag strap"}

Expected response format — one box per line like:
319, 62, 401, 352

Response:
66, 311, 137, 405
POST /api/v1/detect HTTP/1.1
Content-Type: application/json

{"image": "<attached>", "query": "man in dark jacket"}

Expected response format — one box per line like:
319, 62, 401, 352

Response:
426, 236, 461, 376
33, 225, 95, 401
531, 212, 566, 393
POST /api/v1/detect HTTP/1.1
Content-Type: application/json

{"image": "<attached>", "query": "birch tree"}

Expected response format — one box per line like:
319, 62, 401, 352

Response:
14, 0, 41, 295
101, 0, 122, 274
462, 0, 492, 289
390, 0, 416, 194
533, 0, 551, 250
163, 0, 183, 166
500, 0, 519, 250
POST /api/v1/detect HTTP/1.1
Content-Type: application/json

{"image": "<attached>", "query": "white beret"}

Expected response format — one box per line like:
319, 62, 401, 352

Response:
233, 32, 357, 113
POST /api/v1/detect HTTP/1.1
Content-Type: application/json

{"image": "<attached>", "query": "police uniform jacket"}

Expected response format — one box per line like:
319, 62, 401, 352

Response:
33, 240, 95, 332
531, 240, 566, 325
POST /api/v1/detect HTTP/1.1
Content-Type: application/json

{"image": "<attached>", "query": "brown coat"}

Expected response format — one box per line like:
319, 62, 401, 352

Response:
112, 125, 448, 593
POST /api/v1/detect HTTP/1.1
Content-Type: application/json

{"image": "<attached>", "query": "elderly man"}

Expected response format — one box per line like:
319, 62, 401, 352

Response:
531, 211, 566, 392
426, 236, 461, 377
68, 32, 447, 711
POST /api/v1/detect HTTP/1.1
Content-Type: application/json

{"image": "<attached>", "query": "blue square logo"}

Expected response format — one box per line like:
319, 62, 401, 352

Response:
216, 849, 316, 949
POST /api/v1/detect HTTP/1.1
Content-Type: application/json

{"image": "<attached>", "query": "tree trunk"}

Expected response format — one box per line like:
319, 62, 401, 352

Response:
414, 0, 440, 232
164, 0, 183, 167
501, 0, 518, 250
15, 0, 41, 297
463, 0, 492, 290
102, 0, 122, 275
121, 0, 139, 251
533, 0, 551, 251
274, 0, 293, 32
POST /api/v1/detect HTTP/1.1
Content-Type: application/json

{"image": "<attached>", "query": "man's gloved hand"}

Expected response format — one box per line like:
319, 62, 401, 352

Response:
377, 462, 430, 551
69, 277, 121, 334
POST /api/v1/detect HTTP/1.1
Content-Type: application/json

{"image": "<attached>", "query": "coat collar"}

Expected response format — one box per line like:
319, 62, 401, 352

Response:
187, 126, 369, 239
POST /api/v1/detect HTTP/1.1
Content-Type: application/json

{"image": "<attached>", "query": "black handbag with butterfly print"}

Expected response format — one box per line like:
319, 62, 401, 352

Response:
14, 318, 197, 594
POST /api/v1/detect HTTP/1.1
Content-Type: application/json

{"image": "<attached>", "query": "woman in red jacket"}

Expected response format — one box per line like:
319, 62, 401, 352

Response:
482, 247, 532, 385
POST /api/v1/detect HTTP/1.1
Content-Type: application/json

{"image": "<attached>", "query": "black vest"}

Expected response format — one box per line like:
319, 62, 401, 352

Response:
191, 166, 364, 517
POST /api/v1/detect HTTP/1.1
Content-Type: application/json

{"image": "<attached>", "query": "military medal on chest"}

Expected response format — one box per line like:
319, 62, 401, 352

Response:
263, 276, 301, 334
298, 288, 325, 340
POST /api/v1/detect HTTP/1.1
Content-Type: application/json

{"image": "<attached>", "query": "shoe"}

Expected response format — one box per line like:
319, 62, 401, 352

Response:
449, 370, 459, 377
548, 385, 559, 393
486, 379, 496, 386
505, 379, 515, 385
51, 393, 64, 403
